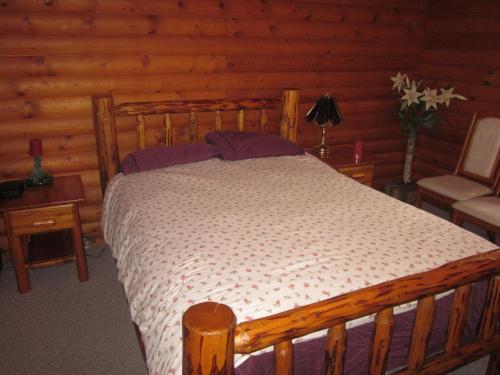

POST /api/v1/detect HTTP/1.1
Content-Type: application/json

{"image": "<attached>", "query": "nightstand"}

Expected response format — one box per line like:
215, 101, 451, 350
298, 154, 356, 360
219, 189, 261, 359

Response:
1, 175, 88, 293
309, 146, 378, 186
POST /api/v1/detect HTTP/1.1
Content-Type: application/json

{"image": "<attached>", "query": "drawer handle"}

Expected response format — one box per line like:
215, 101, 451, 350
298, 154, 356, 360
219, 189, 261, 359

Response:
351, 173, 365, 179
32, 219, 55, 227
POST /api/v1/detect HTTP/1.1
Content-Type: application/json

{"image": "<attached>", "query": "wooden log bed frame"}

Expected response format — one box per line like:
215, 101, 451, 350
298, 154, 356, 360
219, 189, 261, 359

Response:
92, 90, 500, 375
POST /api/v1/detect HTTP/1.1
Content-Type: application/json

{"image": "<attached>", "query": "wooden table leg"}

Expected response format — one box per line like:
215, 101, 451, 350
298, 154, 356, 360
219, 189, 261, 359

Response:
9, 233, 31, 293
72, 207, 88, 282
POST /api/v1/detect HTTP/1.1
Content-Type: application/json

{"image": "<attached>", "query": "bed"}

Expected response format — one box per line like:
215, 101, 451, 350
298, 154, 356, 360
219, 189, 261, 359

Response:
92, 90, 500, 375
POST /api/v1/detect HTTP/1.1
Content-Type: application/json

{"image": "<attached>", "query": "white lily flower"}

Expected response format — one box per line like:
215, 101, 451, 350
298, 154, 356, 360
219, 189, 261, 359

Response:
420, 87, 440, 111
401, 85, 422, 106
439, 87, 467, 106
390, 72, 407, 92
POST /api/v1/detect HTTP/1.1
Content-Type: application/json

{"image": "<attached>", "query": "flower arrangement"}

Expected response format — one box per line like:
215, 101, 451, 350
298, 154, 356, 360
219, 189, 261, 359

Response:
390, 72, 466, 183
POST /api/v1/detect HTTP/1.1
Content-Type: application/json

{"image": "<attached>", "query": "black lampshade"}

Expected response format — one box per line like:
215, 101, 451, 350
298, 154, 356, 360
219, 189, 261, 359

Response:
305, 94, 343, 126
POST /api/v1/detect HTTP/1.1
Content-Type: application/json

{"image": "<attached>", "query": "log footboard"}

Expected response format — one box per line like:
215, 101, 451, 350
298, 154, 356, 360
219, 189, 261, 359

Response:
183, 302, 236, 374
183, 248, 500, 375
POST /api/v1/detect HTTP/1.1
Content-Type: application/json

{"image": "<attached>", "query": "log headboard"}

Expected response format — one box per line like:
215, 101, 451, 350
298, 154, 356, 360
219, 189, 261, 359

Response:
91, 89, 299, 194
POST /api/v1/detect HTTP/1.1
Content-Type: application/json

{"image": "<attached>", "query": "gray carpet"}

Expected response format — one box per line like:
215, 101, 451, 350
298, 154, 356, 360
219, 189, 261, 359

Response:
0, 246, 148, 375
0, 202, 497, 375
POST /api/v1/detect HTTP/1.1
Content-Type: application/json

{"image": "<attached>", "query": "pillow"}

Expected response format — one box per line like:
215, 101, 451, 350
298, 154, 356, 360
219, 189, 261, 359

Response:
120, 144, 220, 174
205, 131, 304, 161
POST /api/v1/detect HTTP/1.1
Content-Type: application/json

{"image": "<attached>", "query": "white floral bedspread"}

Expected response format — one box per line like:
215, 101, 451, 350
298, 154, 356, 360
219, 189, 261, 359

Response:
102, 153, 495, 375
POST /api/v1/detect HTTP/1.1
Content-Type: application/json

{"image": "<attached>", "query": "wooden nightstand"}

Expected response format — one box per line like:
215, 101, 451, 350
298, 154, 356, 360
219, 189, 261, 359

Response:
1, 175, 88, 293
309, 146, 378, 186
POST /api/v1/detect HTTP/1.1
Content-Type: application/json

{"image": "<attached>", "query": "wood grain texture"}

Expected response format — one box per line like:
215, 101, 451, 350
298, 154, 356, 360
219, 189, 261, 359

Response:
115, 98, 281, 116
480, 276, 500, 341
369, 308, 394, 375
91, 96, 120, 195
0, 0, 431, 240
182, 302, 236, 375
325, 324, 347, 375
2, 175, 88, 293
181, 249, 500, 375
136, 115, 146, 149
233, 248, 500, 354
274, 340, 292, 375
259, 109, 267, 135
91, 90, 298, 191
237, 110, 244, 132
164, 114, 173, 147
188, 112, 198, 144
407, 296, 436, 371
413, 0, 500, 180
392, 337, 500, 375
280, 89, 299, 142
445, 285, 472, 356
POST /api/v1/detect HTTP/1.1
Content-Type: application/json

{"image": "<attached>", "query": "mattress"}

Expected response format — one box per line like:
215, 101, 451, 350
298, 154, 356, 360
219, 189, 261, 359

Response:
102, 153, 496, 375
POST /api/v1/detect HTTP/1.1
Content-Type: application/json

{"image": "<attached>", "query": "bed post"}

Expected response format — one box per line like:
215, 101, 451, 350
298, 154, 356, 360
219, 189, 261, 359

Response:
182, 302, 236, 375
92, 95, 120, 195
280, 89, 299, 143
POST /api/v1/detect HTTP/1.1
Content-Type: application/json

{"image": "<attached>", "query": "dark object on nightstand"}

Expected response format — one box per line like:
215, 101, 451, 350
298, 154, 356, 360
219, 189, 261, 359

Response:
0, 180, 24, 199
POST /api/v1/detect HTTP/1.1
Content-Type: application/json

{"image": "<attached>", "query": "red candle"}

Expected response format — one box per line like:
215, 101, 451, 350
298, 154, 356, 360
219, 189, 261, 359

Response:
29, 139, 43, 157
354, 138, 363, 162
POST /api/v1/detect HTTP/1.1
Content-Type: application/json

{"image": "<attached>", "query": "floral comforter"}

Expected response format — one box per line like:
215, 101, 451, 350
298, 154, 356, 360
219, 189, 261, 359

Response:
102, 153, 495, 375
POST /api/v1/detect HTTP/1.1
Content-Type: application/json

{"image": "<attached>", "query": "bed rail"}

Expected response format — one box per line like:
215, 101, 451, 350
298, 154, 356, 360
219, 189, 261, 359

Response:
92, 89, 299, 195
183, 248, 500, 375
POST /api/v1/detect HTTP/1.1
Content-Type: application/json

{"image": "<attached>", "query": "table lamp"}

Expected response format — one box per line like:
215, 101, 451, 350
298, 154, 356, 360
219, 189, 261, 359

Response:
27, 138, 52, 186
306, 93, 343, 159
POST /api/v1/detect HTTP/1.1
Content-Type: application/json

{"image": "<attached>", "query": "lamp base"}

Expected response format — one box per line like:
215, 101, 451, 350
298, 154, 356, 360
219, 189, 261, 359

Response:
312, 143, 330, 159
26, 174, 53, 187
312, 125, 331, 159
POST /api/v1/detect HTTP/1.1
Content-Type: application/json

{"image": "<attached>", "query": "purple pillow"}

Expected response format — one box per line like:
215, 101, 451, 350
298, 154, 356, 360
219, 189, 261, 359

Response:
120, 144, 220, 174
205, 131, 304, 161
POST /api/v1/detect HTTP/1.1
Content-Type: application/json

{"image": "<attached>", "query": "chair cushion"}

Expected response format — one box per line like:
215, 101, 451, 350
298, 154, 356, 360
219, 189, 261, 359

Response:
453, 196, 500, 227
417, 175, 492, 201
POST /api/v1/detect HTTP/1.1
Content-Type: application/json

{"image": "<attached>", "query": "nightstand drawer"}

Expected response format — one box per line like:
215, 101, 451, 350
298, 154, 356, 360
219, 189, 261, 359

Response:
9, 204, 75, 235
338, 165, 374, 185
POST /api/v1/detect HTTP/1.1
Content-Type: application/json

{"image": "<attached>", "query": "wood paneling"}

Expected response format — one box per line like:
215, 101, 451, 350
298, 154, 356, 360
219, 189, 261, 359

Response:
413, 0, 500, 180
0, 0, 430, 244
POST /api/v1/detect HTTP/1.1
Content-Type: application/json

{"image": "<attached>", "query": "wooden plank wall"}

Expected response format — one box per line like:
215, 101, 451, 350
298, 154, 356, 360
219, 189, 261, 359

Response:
413, 0, 500, 180
0, 0, 428, 247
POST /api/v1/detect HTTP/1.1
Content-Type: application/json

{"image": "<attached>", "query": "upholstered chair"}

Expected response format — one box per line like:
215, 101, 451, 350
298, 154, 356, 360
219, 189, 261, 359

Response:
415, 115, 500, 212
452, 177, 500, 243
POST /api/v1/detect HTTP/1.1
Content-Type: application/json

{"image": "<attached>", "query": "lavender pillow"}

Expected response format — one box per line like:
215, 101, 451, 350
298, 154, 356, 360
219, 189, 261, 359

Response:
121, 144, 220, 174
205, 131, 304, 161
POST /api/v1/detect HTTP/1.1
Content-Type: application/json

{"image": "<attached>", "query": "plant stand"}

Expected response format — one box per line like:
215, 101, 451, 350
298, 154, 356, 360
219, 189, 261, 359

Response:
383, 181, 418, 205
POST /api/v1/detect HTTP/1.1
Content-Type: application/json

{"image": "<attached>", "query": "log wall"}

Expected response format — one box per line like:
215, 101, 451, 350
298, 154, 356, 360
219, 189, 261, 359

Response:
0, 0, 429, 247
413, 0, 500, 180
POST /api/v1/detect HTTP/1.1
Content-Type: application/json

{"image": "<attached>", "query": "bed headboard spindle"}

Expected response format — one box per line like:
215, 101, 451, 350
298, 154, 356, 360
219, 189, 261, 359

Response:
92, 89, 299, 194
136, 115, 146, 150
165, 114, 173, 147
92, 95, 120, 195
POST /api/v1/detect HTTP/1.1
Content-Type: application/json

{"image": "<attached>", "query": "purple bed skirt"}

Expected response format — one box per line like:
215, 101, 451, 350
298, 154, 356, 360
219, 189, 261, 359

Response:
235, 281, 487, 375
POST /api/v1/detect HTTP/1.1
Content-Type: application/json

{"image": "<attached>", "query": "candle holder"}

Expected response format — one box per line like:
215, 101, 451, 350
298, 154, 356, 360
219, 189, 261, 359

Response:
26, 139, 52, 187
354, 138, 364, 163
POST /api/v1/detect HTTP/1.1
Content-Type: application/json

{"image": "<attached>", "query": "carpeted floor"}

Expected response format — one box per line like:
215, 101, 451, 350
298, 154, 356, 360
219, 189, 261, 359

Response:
0, 246, 148, 375
0, 202, 497, 375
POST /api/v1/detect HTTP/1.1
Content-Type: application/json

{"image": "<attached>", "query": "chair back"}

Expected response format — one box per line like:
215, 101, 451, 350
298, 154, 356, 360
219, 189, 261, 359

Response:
456, 115, 500, 186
